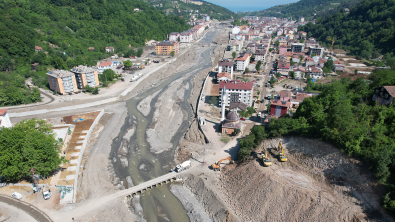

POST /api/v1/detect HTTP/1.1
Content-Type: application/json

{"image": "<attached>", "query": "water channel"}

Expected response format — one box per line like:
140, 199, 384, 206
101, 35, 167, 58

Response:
110, 29, 219, 221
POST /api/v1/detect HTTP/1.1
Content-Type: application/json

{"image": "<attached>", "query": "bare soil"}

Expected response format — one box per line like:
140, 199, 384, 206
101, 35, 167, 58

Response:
218, 137, 392, 222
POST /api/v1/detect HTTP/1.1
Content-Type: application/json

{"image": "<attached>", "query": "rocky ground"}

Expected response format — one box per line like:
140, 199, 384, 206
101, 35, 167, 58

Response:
217, 137, 392, 222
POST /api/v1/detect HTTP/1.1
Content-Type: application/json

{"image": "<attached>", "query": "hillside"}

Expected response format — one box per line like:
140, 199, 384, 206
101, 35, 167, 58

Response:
241, 0, 362, 19
0, 0, 189, 106
298, 0, 395, 58
146, 0, 236, 21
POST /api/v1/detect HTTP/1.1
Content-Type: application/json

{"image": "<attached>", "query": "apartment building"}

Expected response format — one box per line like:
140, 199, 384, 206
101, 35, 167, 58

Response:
219, 81, 254, 107
70, 65, 99, 89
180, 30, 194, 43
235, 53, 250, 71
47, 70, 78, 94
291, 43, 305, 53
218, 60, 234, 77
169, 32, 180, 41
155, 41, 180, 55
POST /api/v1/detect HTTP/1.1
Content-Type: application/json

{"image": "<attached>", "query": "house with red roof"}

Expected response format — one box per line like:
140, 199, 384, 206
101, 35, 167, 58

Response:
98, 61, 114, 73
270, 100, 291, 117
219, 81, 254, 107
0, 109, 12, 128
235, 54, 250, 71
35, 46, 43, 52
334, 60, 344, 71
217, 72, 232, 82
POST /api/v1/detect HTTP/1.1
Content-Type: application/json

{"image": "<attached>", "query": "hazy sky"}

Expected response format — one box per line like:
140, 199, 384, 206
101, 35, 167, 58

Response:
204, 0, 300, 12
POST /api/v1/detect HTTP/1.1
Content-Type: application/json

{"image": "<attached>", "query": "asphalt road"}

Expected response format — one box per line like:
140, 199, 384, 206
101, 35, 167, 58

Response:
0, 194, 52, 222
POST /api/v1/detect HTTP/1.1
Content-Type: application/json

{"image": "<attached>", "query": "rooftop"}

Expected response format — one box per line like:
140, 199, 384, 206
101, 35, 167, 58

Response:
71, 65, 95, 74
236, 54, 250, 61
218, 60, 234, 66
47, 70, 75, 78
271, 100, 291, 107
219, 81, 253, 90
229, 102, 247, 111
0, 109, 7, 116
99, 62, 112, 67
156, 41, 178, 46
383, 86, 395, 97
217, 72, 231, 79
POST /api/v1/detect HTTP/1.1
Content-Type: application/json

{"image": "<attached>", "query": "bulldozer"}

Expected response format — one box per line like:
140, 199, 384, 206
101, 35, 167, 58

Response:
278, 142, 288, 162
211, 157, 234, 171
263, 147, 272, 167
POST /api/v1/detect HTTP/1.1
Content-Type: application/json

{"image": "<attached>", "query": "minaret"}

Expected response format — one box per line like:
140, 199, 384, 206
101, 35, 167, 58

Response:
221, 85, 226, 122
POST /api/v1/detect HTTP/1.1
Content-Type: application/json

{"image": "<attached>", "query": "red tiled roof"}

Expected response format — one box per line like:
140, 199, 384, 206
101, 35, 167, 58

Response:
219, 81, 253, 90
271, 100, 291, 107
280, 90, 292, 99
217, 72, 231, 79
294, 93, 312, 102
0, 109, 7, 116
35, 46, 42, 50
384, 86, 395, 97
236, 54, 249, 61
99, 62, 112, 66
218, 60, 234, 66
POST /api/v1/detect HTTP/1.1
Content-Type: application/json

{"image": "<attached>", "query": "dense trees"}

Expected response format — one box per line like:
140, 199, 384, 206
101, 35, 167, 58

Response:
0, 0, 190, 106
0, 119, 65, 181
238, 69, 395, 212
241, 0, 363, 19
298, 0, 395, 59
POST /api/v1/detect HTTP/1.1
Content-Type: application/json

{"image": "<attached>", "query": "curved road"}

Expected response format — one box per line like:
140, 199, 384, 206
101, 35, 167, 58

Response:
0, 194, 52, 222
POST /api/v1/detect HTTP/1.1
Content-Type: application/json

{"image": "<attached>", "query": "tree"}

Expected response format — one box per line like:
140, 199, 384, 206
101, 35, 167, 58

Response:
123, 60, 133, 68
137, 48, 144, 57
275, 72, 281, 78
290, 58, 296, 66
266, 103, 271, 112
170, 51, 175, 57
0, 119, 65, 181
324, 59, 334, 71
269, 77, 276, 85
209, 96, 218, 105
311, 53, 316, 57
323, 67, 330, 74
92, 87, 99, 94
289, 71, 295, 79
275, 39, 279, 47
232, 51, 237, 60
100, 69, 116, 83
269, 48, 273, 52
244, 68, 250, 74
355, 69, 358, 74
256, 60, 262, 72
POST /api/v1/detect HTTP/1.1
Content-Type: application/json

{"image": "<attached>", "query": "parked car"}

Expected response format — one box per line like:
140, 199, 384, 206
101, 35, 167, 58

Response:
258, 112, 262, 117
240, 117, 246, 121
12, 192, 22, 199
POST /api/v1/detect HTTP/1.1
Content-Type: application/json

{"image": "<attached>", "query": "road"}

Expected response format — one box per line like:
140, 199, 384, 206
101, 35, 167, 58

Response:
0, 194, 52, 222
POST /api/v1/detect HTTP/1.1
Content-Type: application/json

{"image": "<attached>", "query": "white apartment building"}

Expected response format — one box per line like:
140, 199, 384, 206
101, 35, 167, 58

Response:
218, 60, 234, 77
180, 31, 194, 43
219, 81, 254, 107
0, 109, 12, 128
169, 32, 180, 41
235, 54, 250, 71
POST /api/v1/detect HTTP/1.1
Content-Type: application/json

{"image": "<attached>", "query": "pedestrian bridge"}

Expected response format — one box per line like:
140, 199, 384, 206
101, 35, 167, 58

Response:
114, 171, 180, 199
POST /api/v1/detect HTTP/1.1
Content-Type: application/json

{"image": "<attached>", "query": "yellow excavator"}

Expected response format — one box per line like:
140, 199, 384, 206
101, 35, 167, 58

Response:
278, 142, 288, 162
262, 147, 272, 167
211, 157, 234, 171
326, 37, 335, 55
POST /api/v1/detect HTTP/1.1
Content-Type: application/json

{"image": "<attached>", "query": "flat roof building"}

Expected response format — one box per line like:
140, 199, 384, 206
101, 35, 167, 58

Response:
70, 65, 99, 89
47, 70, 78, 94
155, 41, 180, 55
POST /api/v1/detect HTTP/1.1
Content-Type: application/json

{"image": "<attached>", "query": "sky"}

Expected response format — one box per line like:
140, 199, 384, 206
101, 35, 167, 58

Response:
204, 0, 300, 12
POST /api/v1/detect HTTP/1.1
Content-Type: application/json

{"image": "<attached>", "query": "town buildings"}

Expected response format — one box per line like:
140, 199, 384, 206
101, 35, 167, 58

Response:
291, 43, 305, 53
308, 47, 324, 57
155, 41, 180, 55
219, 81, 254, 107
169, 32, 180, 41
235, 54, 250, 71
221, 111, 241, 135
47, 70, 78, 94
70, 65, 99, 89
180, 30, 194, 43
0, 109, 12, 128
218, 60, 234, 76
105, 46, 115, 53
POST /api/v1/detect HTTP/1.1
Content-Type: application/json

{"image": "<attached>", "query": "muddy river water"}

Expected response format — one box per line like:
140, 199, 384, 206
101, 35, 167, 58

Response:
110, 30, 219, 221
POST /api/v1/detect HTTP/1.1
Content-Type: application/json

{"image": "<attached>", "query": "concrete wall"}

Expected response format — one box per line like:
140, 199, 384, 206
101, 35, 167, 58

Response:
72, 109, 104, 203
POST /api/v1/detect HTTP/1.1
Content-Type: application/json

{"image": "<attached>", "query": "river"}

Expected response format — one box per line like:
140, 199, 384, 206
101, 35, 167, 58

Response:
110, 29, 219, 222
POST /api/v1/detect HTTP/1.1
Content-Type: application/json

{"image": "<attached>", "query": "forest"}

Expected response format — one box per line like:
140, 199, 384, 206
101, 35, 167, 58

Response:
298, 0, 395, 59
0, 0, 190, 106
146, 0, 236, 21
242, 0, 362, 19
238, 69, 395, 212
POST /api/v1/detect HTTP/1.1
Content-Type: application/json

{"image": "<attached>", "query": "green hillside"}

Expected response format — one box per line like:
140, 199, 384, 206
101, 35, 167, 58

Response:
0, 0, 189, 106
146, 0, 236, 21
241, 0, 362, 19
298, 0, 395, 59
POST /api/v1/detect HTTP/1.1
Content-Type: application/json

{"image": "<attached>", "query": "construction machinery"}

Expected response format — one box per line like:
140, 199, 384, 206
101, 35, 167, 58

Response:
211, 157, 234, 171
326, 37, 335, 55
262, 148, 272, 167
278, 142, 288, 162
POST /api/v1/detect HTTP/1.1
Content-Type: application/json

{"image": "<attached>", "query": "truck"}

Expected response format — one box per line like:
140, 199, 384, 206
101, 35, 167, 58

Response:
175, 160, 191, 172
42, 187, 52, 200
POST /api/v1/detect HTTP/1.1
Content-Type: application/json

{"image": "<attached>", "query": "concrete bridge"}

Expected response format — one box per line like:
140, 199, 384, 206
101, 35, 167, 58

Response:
114, 171, 180, 200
